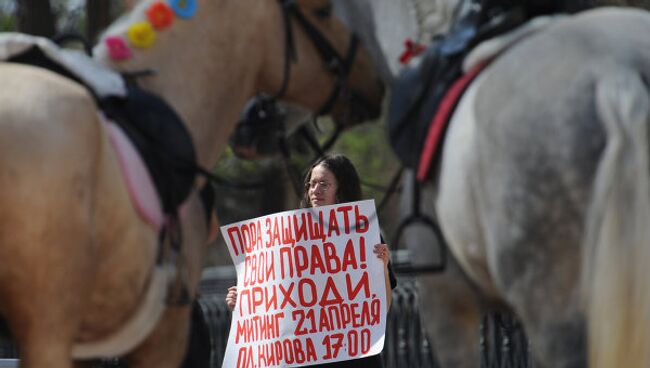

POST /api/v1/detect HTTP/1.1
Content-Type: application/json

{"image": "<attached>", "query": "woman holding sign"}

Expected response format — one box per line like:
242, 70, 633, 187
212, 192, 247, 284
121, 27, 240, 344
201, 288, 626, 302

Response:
226, 153, 397, 367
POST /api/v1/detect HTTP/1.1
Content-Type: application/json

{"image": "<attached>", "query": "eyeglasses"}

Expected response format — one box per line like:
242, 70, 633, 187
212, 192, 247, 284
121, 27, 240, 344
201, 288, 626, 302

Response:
308, 180, 332, 192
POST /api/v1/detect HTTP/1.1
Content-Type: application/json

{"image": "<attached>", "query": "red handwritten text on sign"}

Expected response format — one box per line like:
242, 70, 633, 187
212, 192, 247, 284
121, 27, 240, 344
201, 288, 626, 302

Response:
221, 200, 386, 368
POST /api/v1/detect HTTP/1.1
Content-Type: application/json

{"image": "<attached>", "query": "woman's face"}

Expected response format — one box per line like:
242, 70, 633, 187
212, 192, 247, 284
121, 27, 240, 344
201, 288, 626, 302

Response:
308, 164, 338, 207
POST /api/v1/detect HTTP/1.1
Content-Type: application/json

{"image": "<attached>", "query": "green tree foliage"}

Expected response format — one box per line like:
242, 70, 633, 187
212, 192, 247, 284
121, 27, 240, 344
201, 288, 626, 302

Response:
289, 117, 401, 203
330, 122, 401, 202
0, 12, 14, 31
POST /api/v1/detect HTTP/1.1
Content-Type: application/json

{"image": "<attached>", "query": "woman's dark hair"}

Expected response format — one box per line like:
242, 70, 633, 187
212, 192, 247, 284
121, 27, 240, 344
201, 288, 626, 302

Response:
301, 154, 362, 207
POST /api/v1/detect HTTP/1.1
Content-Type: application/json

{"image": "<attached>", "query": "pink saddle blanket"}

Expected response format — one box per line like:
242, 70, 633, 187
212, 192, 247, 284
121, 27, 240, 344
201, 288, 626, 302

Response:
100, 113, 168, 232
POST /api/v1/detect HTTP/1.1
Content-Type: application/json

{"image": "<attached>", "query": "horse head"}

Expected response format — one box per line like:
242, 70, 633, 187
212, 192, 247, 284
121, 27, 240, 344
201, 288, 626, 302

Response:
93, 0, 385, 168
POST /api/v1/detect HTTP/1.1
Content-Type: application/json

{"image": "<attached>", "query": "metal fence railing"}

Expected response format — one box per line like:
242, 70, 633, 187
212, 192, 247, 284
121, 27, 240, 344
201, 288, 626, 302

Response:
197, 266, 534, 368
197, 273, 442, 368
0, 263, 535, 368
382, 277, 439, 368
480, 313, 536, 368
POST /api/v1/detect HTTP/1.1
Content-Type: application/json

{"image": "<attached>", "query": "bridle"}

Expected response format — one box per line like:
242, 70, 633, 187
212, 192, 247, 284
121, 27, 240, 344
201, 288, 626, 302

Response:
232, 0, 361, 146
276, 0, 360, 116
229, 0, 366, 195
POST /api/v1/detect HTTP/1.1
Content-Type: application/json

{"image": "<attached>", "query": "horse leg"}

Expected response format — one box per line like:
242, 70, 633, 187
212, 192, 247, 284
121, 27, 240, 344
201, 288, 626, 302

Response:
476, 134, 589, 367
0, 66, 106, 368
490, 238, 586, 368
0, 147, 96, 368
0, 232, 85, 368
0, 179, 95, 368
417, 256, 485, 368
473, 117, 592, 367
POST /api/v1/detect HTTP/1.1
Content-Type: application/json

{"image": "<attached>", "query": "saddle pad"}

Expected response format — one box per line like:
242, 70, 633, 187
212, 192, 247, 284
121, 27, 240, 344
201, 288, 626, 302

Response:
416, 61, 488, 182
463, 15, 565, 72
100, 113, 165, 232
0, 32, 125, 98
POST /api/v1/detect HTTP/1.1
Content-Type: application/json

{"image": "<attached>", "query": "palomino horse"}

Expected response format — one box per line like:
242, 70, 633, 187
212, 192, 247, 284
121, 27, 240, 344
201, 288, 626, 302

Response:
336, 1, 650, 367
0, 0, 383, 367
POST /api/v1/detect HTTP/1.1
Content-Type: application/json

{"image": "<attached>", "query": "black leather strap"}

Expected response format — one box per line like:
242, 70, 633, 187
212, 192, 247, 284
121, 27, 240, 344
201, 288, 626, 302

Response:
278, 0, 359, 115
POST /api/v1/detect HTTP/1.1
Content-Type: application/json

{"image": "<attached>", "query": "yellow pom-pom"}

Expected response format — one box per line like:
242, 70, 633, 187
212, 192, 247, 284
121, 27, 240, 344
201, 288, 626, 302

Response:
127, 22, 157, 48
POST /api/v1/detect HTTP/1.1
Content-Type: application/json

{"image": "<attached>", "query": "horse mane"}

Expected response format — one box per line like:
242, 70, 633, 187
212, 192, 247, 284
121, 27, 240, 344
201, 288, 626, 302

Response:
332, 0, 402, 82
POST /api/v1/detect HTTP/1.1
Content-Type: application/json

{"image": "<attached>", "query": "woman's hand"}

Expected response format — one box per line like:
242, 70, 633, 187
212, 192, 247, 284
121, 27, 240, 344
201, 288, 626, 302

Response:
225, 286, 238, 311
373, 243, 390, 267
374, 243, 393, 309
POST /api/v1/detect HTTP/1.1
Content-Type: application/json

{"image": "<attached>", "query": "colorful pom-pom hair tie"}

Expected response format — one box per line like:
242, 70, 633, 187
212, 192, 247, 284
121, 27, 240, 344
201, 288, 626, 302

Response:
105, 36, 133, 61
127, 21, 157, 48
147, 2, 175, 30
169, 0, 198, 19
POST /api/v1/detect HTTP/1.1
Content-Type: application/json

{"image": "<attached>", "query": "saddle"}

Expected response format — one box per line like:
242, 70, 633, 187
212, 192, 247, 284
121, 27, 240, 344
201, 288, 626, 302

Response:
6, 42, 199, 217
99, 87, 197, 215
387, 6, 526, 175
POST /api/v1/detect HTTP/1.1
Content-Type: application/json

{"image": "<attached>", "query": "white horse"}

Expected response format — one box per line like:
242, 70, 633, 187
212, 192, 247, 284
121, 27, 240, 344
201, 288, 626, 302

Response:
335, 1, 650, 367
0, 0, 384, 367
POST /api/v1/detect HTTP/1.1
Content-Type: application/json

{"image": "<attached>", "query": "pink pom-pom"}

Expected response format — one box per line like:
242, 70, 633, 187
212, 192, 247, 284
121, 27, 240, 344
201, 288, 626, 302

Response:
105, 36, 132, 61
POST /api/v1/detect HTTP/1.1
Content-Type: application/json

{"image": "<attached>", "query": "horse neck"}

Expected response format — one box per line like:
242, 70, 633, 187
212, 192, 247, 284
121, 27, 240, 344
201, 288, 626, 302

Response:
95, 0, 267, 168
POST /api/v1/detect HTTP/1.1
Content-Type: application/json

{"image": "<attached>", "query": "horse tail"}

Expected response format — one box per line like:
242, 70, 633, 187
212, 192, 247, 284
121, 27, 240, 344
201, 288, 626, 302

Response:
583, 68, 650, 368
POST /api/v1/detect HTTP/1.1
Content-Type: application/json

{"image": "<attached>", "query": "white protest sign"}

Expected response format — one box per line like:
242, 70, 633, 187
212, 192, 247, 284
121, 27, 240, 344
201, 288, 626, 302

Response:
220, 200, 386, 368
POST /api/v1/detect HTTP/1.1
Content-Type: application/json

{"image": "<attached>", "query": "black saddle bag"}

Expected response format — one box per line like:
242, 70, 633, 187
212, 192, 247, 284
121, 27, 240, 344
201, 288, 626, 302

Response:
387, 43, 465, 169
387, 4, 483, 169
100, 87, 198, 215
